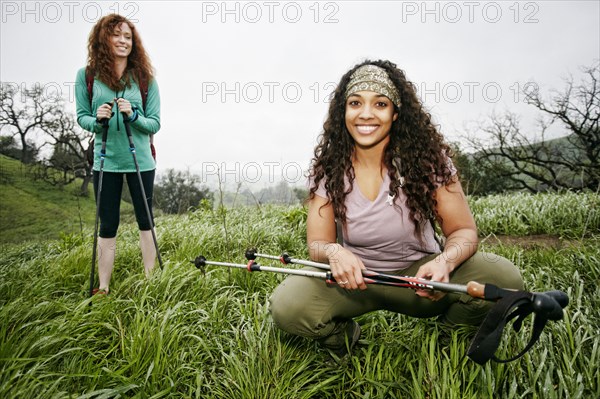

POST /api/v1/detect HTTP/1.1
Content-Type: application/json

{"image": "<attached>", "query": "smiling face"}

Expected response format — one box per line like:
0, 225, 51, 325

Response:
345, 91, 398, 150
110, 22, 133, 60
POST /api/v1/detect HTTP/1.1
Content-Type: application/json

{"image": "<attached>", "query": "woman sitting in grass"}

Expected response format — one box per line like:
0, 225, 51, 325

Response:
269, 60, 524, 358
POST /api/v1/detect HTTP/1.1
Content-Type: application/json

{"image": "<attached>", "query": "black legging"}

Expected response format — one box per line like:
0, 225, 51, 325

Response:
93, 170, 155, 238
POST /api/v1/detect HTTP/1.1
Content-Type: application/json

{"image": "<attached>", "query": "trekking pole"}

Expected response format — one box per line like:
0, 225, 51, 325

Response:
195, 251, 568, 364
241, 249, 569, 364
89, 109, 111, 298
192, 256, 334, 281
121, 111, 163, 269
245, 249, 330, 270
244, 249, 568, 319
245, 249, 484, 298
192, 255, 467, 291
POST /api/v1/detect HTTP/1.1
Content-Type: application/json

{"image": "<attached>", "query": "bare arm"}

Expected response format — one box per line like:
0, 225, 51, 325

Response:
307, 195, 367, 290
415, 179, 478, 298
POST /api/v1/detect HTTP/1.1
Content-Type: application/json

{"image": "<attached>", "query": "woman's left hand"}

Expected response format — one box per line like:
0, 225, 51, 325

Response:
414, 257, 451, 301
413, 179, 478, 301
115, 98, 133, 118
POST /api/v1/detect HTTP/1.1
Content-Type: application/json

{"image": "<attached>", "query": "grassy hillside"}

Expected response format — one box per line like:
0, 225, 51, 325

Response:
0, 191, 598, 397
0, 155, 134, 244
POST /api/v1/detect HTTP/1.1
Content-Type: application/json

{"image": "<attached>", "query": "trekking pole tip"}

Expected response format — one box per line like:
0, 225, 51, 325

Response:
191, 255, 208, 275
192, 255, 207, 269
245, 248, 257, 260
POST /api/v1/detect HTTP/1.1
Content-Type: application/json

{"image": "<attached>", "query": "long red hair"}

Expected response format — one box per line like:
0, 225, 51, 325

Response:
86, 14, 154, 90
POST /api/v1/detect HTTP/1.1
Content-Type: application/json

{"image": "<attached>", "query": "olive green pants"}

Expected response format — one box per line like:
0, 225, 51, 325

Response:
269, 252, 523, 349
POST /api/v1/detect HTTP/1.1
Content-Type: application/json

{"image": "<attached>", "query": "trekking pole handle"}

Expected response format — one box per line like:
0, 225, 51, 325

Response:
121, 112, 133, 135
465, 282, 568, 319
466, 281, 486, 299
118, 97, 134, 139
97, 101, 113, 144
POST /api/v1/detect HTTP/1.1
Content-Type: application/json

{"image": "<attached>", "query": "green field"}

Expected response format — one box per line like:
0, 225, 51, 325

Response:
0, 155, 134, 244
0, 155, 599, 398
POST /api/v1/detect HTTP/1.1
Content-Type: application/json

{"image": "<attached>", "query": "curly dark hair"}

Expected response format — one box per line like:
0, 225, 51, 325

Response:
86, 14, 154, 91
309, 59, 455, 238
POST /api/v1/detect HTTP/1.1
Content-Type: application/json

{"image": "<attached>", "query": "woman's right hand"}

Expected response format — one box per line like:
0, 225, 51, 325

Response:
327, 244, 367, 291
95, 101, 114, 121
306, 194, 367, 290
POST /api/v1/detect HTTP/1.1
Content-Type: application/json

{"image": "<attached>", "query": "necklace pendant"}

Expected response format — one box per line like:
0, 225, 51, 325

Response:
386, 193, 395, 206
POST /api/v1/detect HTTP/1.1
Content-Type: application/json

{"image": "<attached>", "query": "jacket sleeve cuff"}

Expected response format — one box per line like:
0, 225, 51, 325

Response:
128, 108, 139, 123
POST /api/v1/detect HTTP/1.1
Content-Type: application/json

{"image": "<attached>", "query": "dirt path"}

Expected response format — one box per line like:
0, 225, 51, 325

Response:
480, 234, 581, 249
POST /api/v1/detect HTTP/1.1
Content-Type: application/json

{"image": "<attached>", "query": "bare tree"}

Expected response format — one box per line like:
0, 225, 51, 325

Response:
0, 82, 93, 195
464, 62, 599, 192
0, 83, 62, 163
43, 112, 94, 196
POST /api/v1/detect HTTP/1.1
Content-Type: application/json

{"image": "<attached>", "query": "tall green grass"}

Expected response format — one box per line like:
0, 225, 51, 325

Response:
1, 199, 599, 398
469, 191, 599, 238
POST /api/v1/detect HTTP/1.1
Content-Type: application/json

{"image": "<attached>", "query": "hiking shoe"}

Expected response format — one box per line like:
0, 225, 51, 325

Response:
328, 321, 361, 359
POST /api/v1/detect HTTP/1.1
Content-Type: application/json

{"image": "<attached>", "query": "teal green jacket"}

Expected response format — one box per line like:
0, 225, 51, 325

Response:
75, 67, 161, 172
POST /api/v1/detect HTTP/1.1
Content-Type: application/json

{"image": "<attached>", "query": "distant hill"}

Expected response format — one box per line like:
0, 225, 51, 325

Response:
0, 155, 132, 244
511, 134, 592, 189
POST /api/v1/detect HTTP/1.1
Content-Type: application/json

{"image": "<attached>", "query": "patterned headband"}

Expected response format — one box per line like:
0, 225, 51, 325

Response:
344, 64, 401, 108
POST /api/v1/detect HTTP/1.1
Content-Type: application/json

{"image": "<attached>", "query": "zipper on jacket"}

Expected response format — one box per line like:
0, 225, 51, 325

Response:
115, 89, 125, 131
114, 90, 119, 131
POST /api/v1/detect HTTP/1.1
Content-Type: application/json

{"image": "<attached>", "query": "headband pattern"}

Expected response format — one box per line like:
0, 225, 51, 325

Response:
345, 64, 401, 108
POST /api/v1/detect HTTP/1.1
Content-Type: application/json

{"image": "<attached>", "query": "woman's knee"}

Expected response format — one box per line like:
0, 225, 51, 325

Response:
269, 282, 307, 331
460, 252, 524, 290
269, 276, 334, 339
136, 217, 153, 231
444, 252, 525, 325
479, 252, 524, 290
99, 220, 119, 238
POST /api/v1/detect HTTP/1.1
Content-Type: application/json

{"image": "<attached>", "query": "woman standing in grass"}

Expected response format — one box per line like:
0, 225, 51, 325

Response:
75, 14, 160, 294
269, 60, 523, 357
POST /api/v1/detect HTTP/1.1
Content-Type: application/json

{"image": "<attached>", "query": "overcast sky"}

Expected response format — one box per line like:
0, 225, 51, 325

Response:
1, 0, 598, 187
